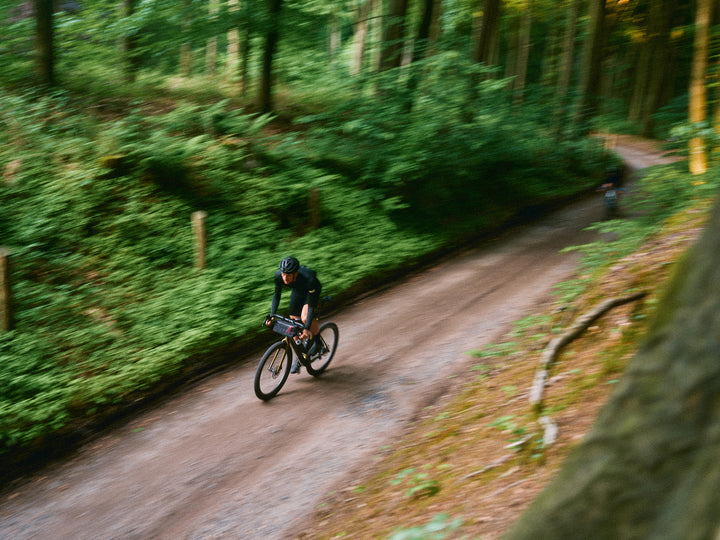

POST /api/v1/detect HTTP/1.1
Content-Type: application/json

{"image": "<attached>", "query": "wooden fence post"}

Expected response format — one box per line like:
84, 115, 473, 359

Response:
309, 187, 321, 230
0, 248, 13, 331
192, 211, 208, 269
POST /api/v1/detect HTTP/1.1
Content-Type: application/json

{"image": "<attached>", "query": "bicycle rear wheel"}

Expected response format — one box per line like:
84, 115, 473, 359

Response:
254, 341, 292, 400
305, 322, 339, 377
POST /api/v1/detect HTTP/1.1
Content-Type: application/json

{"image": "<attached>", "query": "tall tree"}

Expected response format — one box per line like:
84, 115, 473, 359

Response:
553, 0, 580, 138
404, 0, 438, 111
206, 0, 219, 76
628, 0, 676, 138
472, 0, 501, 67
259, 0, 283, 113
350, 0, 373, 75
226, 0, 251, 93
505, 191, 720, 539
227, 0, 240, 74
689, 0, 711, 175
572, 0, 606, 133
180, 0, 193, 76
379, 0, 409, 71
34, 0, 55, 86
513, 0, 533, 103
121, 0, 140, 83
412, 0, 436, 64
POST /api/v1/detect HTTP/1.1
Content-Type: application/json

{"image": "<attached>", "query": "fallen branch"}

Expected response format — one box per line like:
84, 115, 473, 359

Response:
529, 291, 647, 407
459, 454, 512, 482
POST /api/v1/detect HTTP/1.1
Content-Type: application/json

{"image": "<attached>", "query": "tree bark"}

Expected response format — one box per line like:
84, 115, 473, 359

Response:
350, 0, 373, 75
379, 0, 409, 71
628, 0, 676, 137
506, 195, 720, 539
180, 0, 193, 77
226, 0, 240, 75
121, 0, 139, 83
553, 0, 579, 138
412, 0, 435, 63
206, 0, 219, 76
572, 0, 606, 134
34, 0, 55, 87
689, 0, 711, 175
259, 0, 283, 113
472, 0, 501, 66
513, 0, 533, 103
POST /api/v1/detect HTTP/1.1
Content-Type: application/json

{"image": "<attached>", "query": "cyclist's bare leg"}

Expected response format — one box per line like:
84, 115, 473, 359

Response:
290, 305, 319, 336
289, 307, 320, 373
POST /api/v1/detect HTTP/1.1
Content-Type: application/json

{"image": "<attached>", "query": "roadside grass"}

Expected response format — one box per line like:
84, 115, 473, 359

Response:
295, 197, 713, 540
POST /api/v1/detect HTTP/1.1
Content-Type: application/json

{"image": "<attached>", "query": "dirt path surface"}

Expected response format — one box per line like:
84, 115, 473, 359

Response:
0, 137, 675, 540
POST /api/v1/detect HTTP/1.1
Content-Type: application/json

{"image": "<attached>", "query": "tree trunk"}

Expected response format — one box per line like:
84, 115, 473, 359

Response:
259, 0, 283, 113
121, 0, 139, 83
403, 0, 437, 111
429, 0, 442, 47
572, 0, 606, 134
206, 0, 219, 76
689, 0, 711, 175
628, 0, 675, 137
412, 0, 435, 63
34, 0, 54, 87
513, 0, 533, 103
239, 28, 250, 95
472, 0, 501, 66
328, 12, 341, 61
379, 0, 409, 71
505, 192, 720, 539
553, 0, 579, 133
350, 0, 373, 75
639, 2, 674, 137
180, 0, 193, 77
226, 0, 239, 76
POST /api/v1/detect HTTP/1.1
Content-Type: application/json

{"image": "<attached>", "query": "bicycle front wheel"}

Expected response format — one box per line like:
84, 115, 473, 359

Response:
305, 322, 339, 377
254, 341, 292, 400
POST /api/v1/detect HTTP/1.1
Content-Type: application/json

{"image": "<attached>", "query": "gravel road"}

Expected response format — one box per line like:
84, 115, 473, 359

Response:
0, 138, 671, 540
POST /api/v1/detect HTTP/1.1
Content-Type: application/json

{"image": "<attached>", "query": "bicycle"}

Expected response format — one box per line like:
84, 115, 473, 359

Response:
598, 182, 624, 220
254, 307, 339, 401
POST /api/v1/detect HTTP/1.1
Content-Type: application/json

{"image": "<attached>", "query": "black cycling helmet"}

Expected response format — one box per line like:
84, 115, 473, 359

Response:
279, 256, 300, 274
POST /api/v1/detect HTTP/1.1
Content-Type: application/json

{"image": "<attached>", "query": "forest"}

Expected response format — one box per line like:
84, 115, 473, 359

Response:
1, 0, 718, 484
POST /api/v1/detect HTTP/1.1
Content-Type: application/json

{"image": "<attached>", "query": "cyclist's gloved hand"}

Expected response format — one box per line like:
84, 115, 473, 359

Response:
264, 314, 275, 327
299, 328, 312, 341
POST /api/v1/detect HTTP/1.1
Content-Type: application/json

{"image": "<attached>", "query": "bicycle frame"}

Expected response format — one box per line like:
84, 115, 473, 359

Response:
255, 303, 339, 400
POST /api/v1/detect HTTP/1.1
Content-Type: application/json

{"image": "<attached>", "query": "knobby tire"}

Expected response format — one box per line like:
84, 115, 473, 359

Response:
305, 322, 339, 377
254, 341, 292, 400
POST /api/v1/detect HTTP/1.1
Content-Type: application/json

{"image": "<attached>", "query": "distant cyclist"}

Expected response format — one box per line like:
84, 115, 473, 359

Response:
598, 165, 626, 219
266, 256, 322, 373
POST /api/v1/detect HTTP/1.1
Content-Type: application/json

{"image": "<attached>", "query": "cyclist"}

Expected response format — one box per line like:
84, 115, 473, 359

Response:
598, 165, 626, 219
266, 256, 322, 373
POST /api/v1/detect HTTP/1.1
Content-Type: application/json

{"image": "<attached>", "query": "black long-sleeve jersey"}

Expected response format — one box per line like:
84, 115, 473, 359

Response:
270, 266, 322, 329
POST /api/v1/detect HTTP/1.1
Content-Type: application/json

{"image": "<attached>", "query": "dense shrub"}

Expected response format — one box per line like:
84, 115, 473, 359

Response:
0, 80, 606, 467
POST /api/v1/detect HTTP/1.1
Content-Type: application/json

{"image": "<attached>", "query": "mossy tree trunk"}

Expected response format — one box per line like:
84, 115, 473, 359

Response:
34, 0, 55, 87
259, 0, 283, 113
505, 196, 720, 539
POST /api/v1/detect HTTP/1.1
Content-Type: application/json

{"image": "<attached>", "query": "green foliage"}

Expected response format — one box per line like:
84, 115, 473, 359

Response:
296, 54, 601, 236
390, 467, 442, 499
556, 162, 720, 305
0, 54, 607, 466
389, 513, 462, 540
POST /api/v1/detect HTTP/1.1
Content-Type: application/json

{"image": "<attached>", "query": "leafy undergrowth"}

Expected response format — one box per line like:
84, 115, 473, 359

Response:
295, 201, 712, 540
